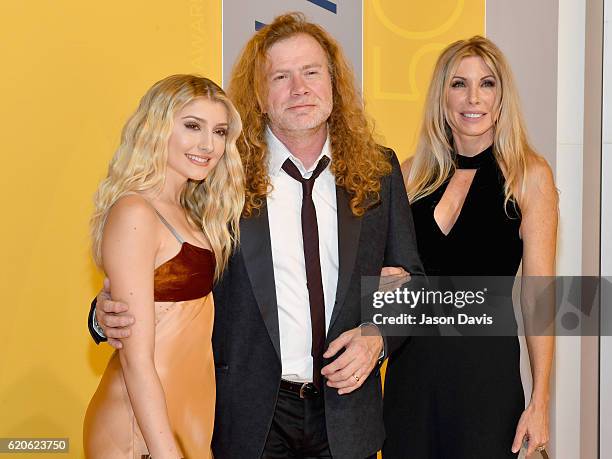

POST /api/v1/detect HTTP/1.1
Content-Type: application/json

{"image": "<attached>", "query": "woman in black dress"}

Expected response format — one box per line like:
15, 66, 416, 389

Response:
383, 36, 557, 458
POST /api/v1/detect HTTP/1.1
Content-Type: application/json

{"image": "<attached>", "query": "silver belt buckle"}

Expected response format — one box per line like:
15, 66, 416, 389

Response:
299, 382, 309, 399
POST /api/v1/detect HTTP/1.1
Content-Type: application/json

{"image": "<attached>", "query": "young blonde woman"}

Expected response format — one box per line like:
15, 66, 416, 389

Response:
383, 37, 557, 458
83, 75, 244, 458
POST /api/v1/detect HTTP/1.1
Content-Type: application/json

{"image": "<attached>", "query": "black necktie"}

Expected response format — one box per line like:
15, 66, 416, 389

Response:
281, 155, 331, 389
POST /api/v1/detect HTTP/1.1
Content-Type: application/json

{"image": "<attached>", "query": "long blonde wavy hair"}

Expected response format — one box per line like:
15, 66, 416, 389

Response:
228, 12, 391, 217
91, 75, 245, 281
407, 36, 536, 209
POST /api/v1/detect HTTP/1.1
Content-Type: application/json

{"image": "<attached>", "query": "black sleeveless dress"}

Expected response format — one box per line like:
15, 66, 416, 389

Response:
383, 145, 525, 459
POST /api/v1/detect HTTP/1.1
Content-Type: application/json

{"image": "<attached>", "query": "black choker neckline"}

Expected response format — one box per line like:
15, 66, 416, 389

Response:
455, 145, 494, 169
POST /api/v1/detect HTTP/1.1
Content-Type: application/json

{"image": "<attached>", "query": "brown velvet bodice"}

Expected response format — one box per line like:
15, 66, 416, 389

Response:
153, 242, 215, 302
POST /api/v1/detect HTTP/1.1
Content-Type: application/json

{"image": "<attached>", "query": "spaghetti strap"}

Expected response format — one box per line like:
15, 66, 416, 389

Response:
152, 208, 185, 244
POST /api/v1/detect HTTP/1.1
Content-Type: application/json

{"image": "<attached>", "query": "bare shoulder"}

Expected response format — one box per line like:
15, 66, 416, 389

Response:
103, 194, 159, 240
525, 154, 556, 194
400, 156, 414, 184
520, 153, 558, 209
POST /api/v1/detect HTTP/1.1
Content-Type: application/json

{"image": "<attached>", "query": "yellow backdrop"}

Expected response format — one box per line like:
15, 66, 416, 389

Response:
364, 0, 485, 160
0, 1, 482, 456
0, 1, 221, 456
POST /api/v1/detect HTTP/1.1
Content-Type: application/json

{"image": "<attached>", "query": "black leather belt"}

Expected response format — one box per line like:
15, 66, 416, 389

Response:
280, 379, 320, 399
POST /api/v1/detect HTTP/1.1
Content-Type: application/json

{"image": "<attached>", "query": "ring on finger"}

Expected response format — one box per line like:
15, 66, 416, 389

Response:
353, 373, 360, 382
536, 445, 546, 452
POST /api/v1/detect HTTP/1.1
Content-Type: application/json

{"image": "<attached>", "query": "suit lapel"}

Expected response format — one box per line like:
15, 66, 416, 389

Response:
239, 202, 281, 361
330, 186, 362, 329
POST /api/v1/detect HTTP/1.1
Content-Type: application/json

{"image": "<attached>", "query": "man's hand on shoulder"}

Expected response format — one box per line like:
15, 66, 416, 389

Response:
96, 278, 134, 350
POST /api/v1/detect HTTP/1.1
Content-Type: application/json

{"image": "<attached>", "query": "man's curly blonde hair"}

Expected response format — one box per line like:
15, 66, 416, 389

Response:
228, 12, 391, 217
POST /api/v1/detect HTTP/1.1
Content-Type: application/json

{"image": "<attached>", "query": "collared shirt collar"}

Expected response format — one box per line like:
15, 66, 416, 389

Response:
266, 125, 332, 178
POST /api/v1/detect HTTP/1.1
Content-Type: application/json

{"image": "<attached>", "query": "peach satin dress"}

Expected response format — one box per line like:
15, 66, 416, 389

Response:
84, 211, 216, 459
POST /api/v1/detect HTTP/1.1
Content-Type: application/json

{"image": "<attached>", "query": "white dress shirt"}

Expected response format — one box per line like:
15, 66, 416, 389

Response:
266, 127, 339, 383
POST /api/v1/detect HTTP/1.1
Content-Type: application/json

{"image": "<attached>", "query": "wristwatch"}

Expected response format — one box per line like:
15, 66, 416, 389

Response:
89, 298, 107, 343
93, 312, 107, 339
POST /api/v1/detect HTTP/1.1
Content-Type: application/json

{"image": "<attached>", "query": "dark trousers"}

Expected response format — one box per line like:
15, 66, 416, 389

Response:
262, 385, 377, 459
262, 384, 331, 458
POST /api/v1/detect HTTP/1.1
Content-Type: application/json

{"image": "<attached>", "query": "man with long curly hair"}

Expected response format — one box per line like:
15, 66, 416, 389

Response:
91, 12, 424, 459
217, 13, 424, 458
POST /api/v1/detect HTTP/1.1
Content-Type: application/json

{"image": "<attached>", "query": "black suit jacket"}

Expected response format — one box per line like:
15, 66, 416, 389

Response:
210, 149, 424, 459
87, 148, 424, 458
